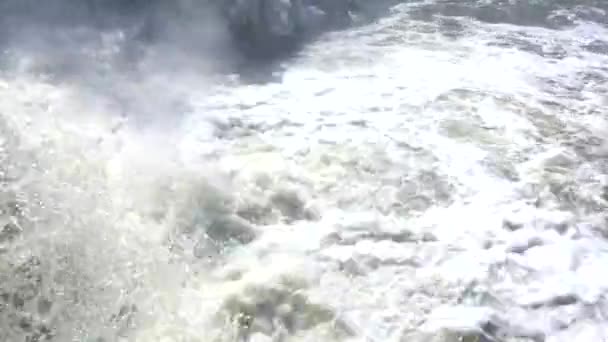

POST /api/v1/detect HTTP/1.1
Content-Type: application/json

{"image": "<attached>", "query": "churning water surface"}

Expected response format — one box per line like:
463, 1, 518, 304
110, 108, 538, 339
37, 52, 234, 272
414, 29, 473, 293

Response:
1, 1, 608, 341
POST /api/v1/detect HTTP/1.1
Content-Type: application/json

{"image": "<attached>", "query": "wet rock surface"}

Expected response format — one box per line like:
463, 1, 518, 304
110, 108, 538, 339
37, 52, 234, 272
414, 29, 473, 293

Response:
217, 0, 359, 58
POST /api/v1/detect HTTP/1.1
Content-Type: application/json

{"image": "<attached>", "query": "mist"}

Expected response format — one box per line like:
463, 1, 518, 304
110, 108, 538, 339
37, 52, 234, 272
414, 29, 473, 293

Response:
1, 0, 238, 71
0, 2, 250, 341
2, 2, 248, 138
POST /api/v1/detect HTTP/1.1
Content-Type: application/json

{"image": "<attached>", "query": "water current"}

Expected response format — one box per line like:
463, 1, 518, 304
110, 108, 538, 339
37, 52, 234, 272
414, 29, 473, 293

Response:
1, 1, 608, 341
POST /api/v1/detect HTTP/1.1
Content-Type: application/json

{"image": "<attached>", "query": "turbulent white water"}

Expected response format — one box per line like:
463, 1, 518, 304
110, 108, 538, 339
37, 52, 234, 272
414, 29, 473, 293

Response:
2, 1, 608, 341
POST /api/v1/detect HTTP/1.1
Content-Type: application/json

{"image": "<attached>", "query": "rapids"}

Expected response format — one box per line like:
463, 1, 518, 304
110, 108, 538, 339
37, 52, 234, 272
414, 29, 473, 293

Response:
1, 1, 608, 341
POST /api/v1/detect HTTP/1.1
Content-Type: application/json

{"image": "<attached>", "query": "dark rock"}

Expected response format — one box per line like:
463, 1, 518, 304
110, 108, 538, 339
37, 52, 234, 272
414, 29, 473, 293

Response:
1, 0, 360, 62
216, 0, 357, 59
